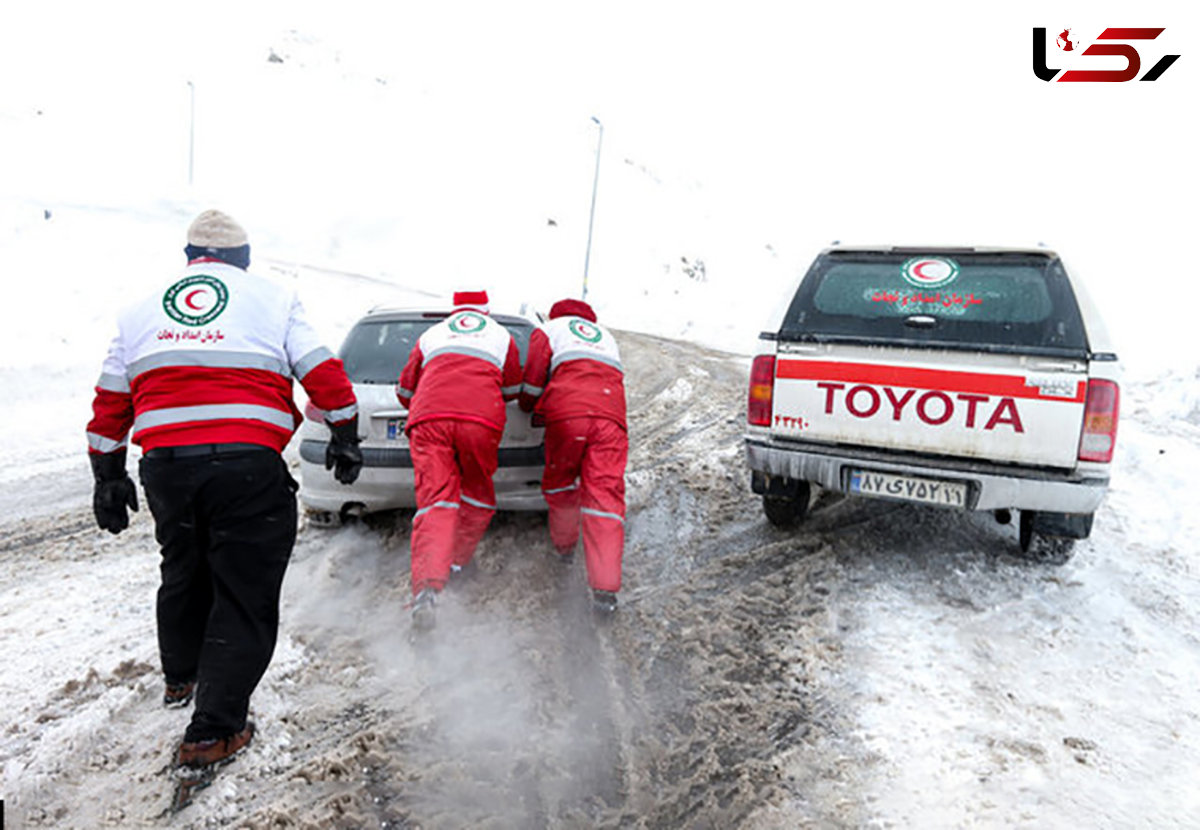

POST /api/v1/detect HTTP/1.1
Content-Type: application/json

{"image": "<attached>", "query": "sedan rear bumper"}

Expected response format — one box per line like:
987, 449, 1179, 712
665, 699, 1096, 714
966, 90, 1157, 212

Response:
298, 440, 547, 514
299, 439, 544, 469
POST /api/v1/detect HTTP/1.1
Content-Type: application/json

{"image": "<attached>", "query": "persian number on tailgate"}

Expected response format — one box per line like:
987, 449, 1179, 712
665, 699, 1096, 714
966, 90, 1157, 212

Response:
386, 417, 406, 440
850, 469, 967, 507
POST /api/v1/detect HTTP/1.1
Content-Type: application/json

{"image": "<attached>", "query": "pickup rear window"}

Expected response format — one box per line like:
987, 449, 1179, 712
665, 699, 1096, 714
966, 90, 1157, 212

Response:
778, 251, 1089, 357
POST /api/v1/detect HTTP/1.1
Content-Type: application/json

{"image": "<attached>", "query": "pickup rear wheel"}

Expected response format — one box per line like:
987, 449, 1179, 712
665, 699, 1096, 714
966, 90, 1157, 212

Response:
762, 482, 811, 528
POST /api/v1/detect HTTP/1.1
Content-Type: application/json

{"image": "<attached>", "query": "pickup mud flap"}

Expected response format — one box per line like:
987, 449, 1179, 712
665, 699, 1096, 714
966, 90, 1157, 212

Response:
1031, 510, 1094, 539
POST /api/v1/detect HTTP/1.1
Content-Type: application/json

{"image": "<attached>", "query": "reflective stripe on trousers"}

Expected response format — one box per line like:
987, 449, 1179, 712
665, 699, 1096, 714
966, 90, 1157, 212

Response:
409, 419, 501, 594
542, 417, 627, 593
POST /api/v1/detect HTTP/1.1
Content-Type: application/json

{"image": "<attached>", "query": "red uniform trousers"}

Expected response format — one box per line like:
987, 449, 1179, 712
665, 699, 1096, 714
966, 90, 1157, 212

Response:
408, 419, 501, 595
542, 417, 627, 593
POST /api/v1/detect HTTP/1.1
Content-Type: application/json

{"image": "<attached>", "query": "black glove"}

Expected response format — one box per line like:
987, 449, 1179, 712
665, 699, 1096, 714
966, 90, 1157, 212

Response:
325, 416, 363, 485
90, 451, 139, 535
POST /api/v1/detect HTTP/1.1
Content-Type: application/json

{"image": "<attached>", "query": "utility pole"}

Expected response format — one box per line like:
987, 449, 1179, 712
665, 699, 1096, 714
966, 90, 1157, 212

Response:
187, 81, 195, 186
582, 116, 603, 301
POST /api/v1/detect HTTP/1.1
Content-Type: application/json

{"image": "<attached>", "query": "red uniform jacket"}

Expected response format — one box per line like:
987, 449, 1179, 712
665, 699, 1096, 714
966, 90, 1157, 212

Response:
519, 315, 626, 428
396, 310, 522, 433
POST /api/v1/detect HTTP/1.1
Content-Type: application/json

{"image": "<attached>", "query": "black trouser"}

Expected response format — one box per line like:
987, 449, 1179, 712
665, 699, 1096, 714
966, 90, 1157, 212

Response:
139, 447, 297, 742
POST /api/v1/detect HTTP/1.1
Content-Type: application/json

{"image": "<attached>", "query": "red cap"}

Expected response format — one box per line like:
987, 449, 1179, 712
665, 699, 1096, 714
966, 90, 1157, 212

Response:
452, 290, 490, 313
549, 298, 596, 322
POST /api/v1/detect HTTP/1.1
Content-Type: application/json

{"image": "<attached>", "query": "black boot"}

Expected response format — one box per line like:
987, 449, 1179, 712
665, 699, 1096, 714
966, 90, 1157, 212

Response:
411, 588, 437, 631
591, 589, 618, 615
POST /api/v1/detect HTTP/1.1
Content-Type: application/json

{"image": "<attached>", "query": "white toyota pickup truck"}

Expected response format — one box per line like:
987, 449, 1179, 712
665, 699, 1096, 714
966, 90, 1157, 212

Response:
744, 245, 1120, 560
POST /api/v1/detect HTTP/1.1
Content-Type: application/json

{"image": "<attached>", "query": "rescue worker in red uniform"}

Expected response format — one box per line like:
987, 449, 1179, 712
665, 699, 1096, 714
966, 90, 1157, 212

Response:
396, 290, 522, 630
519, 298, 627, 613
86, 210, 361, 773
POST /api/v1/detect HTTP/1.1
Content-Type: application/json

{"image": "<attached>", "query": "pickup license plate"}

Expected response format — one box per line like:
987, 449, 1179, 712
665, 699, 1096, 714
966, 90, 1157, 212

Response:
849, 469, 967, 508
386, 417, 406, 440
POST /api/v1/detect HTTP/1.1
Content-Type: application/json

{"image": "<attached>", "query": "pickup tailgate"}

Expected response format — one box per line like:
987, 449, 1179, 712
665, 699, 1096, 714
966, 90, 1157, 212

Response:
771, 345, 1087, 468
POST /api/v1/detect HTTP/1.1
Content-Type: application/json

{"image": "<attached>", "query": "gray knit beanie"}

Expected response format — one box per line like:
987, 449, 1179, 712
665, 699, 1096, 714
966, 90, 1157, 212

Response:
187, 210, 248, 248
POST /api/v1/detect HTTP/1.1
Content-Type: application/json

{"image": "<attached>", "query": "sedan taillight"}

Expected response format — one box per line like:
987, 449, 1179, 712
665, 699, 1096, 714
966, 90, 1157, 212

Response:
748, 355, 776, 427
1078, 379, 1119, 463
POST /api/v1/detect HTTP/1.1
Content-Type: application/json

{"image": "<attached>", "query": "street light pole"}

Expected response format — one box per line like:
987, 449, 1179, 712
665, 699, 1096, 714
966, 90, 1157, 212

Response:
187, 80, 195, 186
582, 116, 603, 301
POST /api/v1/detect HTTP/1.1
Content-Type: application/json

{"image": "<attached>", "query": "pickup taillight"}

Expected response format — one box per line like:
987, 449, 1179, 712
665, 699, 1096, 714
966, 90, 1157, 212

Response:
1078, 379, 1119, 463
748, 355, 776, 427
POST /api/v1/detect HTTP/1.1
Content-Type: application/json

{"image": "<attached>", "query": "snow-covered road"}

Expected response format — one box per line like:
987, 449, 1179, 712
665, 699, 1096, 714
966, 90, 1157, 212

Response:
2, 329, 1198, 828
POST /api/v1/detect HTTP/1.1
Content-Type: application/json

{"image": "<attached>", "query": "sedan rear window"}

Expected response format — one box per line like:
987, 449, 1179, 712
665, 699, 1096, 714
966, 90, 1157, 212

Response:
339, 316, 535, 384
779, 251, 1089, 357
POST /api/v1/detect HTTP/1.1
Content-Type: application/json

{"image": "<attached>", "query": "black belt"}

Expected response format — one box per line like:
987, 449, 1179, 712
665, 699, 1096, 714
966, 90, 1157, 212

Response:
144, 443, 274, 460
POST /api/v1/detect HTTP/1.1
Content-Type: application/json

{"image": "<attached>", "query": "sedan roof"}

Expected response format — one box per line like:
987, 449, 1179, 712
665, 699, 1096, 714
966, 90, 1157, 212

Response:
360, 306, 538, 325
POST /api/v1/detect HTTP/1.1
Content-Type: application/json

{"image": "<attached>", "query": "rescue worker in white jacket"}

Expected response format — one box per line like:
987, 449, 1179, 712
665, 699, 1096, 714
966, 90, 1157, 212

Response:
396, 290, 523, 630
86, 210, 362, 771
519, 298, 627, 613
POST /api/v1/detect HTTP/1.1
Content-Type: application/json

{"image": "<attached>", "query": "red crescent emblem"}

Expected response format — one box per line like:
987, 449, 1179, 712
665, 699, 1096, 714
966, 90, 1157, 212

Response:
912, 261, 938, 281
184, 289, 207, 310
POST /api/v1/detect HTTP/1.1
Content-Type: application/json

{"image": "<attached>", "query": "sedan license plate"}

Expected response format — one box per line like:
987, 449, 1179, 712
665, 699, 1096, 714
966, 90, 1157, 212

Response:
386, 417, 406, 440
849, 469, 967, 508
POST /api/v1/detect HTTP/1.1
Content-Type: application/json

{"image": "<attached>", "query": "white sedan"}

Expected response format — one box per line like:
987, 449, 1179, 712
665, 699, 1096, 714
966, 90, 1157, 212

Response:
298, 306, 547, 525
